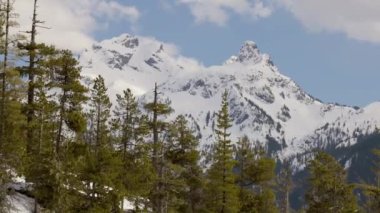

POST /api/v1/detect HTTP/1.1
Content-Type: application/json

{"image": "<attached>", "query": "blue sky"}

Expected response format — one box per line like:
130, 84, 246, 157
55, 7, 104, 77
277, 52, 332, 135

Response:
96, 0, 380, 107
16, 0, 380, 107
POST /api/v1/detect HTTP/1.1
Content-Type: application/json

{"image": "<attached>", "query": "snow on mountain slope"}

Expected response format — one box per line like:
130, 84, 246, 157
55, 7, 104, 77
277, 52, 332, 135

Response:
80, 34, 202, 100
80, 33, 380, 159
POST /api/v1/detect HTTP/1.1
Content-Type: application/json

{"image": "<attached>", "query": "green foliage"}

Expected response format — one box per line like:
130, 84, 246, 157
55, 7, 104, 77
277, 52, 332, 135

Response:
239, 187, 277, 213
205, 90, 240, 213
165, 115, 205, 212
79, 75, 124, 212
235, 136, 278, 213
305, 151, 358, 213
51, 49, 88, 136
277, 160, 293, 213
85, 75, 112, 151
362, 185, 380, 212
361, 149, 380, 212
112, 88, 155, 210
0, 68, 25, 203
144, 84, 175, 212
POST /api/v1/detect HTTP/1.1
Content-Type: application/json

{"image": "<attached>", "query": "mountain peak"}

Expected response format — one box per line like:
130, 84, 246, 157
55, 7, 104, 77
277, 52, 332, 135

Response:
114, 34, 139, 49
237, 40, 263, 64
243, 40, 257, 47
81, 33, 380, 165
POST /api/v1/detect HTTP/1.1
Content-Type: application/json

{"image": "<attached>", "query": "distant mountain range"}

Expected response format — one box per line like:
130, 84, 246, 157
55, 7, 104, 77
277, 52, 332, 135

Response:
79, 33, 380, 176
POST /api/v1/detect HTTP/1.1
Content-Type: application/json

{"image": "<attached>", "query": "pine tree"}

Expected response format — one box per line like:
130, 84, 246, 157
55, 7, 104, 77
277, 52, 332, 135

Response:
112, 88, 140, 161
0, 0, 11, 145
165, 115, 205, 212
362, 185, 380, 212
111, 88, 155, 210
43, 49, 88, 212
16, 0, 44, 156
277, 160, 293, 213
0, 1, 25, 208
81, 75, 123, 212
89, 75, 111, 151
144, 83, 173, 213
305, 151, 358, 213
235, 136, 278, 213
50, 49, 87, 155
362, 149, 380, 212
205, 90, 239, 213
28, 61, 60, 210
15, 44, 65, 212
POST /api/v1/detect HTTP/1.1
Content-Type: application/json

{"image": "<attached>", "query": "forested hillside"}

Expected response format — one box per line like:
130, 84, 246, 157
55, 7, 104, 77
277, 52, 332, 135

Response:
0, 0, 379, 212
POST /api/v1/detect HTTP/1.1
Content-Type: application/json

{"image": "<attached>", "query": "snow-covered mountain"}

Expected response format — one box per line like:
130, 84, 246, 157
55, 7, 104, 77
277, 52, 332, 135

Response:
79, 33, 380, 164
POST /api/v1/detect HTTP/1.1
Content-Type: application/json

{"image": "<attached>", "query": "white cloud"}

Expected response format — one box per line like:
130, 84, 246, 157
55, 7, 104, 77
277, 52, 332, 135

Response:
159, 0, 175, 11
179, 0, 380, 44
13, 0, 140, 52
178, 0, 272, 26
279, 0, 380, 43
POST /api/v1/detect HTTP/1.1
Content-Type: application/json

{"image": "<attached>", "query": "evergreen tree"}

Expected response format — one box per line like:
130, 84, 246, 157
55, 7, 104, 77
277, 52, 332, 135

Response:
362, 185, 380, 212
305, 151, 358, 213
144, 83, 173, 212
89, 75, 112, 151
19, 45, 64, 212
17, 0, 45, 156
205, 90, 239, 213
50, 49, 87, 155
0, 0, 11, 145
0, 1, 24, 209
111, 88, 155, 210
165, 115, 205, 212
16, 9, 54, 211
28, 61, 59, 210
112, 88, 140, 161
81, 75, 123, 212
235, 136, 278, 213
277, 160, 293, 213
362, 149, 380, 212
39, 49, 88, 212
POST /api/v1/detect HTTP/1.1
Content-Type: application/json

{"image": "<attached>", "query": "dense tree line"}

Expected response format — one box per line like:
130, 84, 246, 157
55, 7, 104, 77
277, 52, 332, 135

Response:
0, 0, 378, 212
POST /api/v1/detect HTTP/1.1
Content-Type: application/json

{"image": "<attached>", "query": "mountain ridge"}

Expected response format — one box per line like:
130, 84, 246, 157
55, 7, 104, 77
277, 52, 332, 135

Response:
79, 33, 380, 167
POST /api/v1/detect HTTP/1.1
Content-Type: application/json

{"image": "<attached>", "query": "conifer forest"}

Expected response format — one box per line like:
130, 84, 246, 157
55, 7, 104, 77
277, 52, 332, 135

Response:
0, 0, 380, 212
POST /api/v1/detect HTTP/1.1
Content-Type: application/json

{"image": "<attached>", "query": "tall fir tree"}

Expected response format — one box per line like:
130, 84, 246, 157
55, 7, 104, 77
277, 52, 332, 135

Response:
111, 88, 155, 211
0, 1, 25, 209
235, 136, 278, 213
277, 160, 293, 213
0, 0, 11, 145
205, 90, 240, 213
50, 49, 88, 155
112, 88, 140, 161
362, 184, 380, 212
16, 0, 45, 156
38, 49, 88, 212
80, 75, 123, 212
361, 149, 380, 212
144, 83, 173, 213
305, 151, 358, 213
17, 44, 63, 212
165, 115, 205, 212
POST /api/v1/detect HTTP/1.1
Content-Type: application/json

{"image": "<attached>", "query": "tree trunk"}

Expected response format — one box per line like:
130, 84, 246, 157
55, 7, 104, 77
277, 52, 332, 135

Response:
0, 0, 10, 147
221, 133, 227, 213
26, 0, 38, 155
96, 103, 101, 154
56, 74, 68, 156
152, 83, 164, 213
